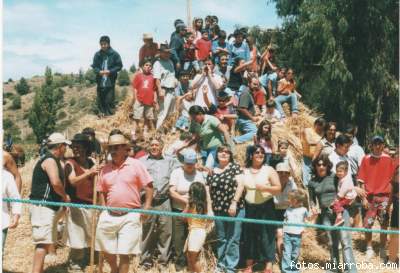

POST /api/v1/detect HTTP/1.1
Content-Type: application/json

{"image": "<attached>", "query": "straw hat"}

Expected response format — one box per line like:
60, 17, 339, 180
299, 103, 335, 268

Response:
143, 33, 153, 40
47, 132, 71, 145
107, 134, 129, 146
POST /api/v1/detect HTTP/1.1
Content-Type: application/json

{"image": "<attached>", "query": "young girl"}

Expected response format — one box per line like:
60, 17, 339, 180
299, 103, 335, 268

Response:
254, 120, 274, 165
184, 182, 213, 273
281, 190, 318, 273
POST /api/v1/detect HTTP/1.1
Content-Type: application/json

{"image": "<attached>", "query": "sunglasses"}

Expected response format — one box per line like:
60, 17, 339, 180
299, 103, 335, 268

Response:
218, 150, 230, 154
316, 163, 326, 167
254, 151, 265, 155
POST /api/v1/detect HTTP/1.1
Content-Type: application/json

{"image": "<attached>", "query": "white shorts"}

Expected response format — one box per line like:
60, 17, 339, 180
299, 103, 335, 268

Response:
30, 205, 63, 245
184, 228, 207, 252
66, 207, 95, 249
95, 211, 142, 255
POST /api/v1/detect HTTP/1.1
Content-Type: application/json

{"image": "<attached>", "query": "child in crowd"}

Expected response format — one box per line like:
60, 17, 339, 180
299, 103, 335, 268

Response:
196, 30, 212, 68
175, 91, 196, 132
2, 169, 21, 251
183, 182, 213, 273
202, 86, 237, 133
253, 120, 274, 164
273, 163, 298, 262
183, 32, 200, 73
131, 58, 157, 139
252, 82, 267, 116
331, 161, 357, 226
281, 190, 318, 273
265, 99, 283, 124
164, 131, 193, 159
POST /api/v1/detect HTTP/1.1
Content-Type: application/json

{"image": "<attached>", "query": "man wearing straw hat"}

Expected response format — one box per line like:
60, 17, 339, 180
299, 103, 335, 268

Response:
95, 134, 154, 273
64, 133, 100, 273
30, 132, 71, 273
139, 33, 158, 65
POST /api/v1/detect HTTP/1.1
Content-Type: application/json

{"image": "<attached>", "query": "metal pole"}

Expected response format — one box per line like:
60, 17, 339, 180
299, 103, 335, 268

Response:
187, 0, 192, 29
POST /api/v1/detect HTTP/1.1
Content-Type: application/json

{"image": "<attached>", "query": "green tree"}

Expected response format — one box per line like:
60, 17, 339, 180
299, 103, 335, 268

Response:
28, 67, 61, 143
271, 0, 399, 145
11, 95, 21, 109
15, 77, 30, 95
117, 69, 130, 86
129, 64, 137, 73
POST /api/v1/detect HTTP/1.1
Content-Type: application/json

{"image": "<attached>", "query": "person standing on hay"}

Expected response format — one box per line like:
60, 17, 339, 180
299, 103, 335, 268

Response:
29, 133, 71, 273
92, 35, 123, 117
64, 133, 101, 273
154, 44, 178, 130
138, 136, 179, 270
95, 134, 153, 273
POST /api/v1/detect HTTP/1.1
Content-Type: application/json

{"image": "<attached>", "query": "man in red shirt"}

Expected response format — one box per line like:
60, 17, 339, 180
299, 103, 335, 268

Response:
95, 134, 153, 273
138, 33, 158, 65
357, 135, 396, 260
195, 30, 212, 69
131, 58, 157, 139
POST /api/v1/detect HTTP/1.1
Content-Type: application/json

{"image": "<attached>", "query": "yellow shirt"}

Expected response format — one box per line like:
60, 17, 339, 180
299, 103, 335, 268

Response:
187, 208, 211, 230
240, 166, 274, 204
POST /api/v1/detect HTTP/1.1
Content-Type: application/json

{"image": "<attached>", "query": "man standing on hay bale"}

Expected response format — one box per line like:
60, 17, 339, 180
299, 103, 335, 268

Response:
29, 133, 71, 273
92, 35, 123, 117
95, 134, 154, 273
154, 44, 177, 130
139, 136, 179, 269
64, 133, 100, 273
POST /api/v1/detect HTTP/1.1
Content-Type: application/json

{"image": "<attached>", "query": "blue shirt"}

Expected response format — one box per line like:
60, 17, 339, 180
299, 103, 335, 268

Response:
283, 207, 310, 235
228, 42, 250, 65
212, 40, 228, 64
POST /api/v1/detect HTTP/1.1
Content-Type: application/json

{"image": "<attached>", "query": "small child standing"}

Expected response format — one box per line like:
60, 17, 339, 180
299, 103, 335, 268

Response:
281, 190, 318, 273
252, 85, 267, 116
196, 30, 212, 68
184, 182, 213, 273
131, 58, 157, 139
254, 120, 274, 164
183, 32, 200, 73
331, 161, 357, 226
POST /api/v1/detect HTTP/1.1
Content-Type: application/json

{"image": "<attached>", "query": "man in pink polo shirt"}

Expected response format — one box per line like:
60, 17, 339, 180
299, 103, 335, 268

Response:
95, 134, 153, 273
358, 135, 396, 260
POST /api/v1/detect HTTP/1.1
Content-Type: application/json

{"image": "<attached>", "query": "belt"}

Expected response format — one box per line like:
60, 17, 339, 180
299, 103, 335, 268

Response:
107, 210, 129, 217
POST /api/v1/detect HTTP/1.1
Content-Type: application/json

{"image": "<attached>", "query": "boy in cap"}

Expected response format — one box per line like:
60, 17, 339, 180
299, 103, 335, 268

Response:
358, 135, 397, 260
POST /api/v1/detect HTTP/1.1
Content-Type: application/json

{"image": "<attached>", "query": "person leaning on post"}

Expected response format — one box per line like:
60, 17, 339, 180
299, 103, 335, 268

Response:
29, 132, 72, 273
95, 134, 154, 273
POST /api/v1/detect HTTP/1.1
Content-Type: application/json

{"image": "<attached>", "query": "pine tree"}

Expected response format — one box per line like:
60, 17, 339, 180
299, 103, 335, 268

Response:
28, 67, 59, 143
117, 69, 130, 86
15, 77, 30, 95
129, 64, 137, 73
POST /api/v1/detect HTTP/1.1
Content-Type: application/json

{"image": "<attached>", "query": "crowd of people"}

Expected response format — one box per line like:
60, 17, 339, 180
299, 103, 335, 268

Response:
2, 15, 399, 273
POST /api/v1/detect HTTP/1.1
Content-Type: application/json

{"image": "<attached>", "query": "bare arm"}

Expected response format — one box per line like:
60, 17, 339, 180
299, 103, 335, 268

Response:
233, 61, 252, 73
202, 86, 212, 108
218, 123, 234, 150
143, 183, 154, 210
312, 141, 323, 161
65, 163, 97, 187
4, 152, 22, 193
42, 158, 69, 202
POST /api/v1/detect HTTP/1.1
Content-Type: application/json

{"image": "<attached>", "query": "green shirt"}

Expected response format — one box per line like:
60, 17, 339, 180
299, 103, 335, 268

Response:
190, 115, 224, 150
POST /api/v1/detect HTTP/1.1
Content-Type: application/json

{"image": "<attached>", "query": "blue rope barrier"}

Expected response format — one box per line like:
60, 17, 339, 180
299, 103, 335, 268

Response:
3, 198, 399, 235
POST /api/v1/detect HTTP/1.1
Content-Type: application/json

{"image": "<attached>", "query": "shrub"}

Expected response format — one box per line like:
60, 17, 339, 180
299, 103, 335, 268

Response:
11, 96, 21, 109
117, 69, 130, 86
69, 97, 77, 106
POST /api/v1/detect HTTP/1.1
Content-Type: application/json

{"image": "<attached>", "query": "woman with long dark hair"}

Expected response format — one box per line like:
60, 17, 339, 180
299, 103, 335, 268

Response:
312, 122, 337, 160
206, 145, 244, 273
241, 145, 281, 273
254, 120, 273, 165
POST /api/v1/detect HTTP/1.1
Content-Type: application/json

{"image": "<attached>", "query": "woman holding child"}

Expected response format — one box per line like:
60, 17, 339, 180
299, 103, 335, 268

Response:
241, 145, 281, 273
308, 154, 357, 273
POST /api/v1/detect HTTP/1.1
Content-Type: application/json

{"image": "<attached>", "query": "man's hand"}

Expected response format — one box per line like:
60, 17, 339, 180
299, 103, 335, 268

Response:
202, 85, 208, 94
158, 88, 166, 101
8, 214, 20, 229
63, 194, 71, 203
141, 205, 152, 222
362, 198, 369, 209
354, 187, 367, 199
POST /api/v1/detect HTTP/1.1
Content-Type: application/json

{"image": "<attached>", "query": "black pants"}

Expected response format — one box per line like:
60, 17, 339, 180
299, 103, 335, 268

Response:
96, 86, 115, 115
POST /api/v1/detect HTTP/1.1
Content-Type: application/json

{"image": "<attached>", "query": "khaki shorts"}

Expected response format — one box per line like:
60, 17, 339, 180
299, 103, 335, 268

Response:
66, 207, 95, 249
30, 205, 63, 245
95, 211, 142, 255
132, 100, 154, 120
184, 228, 207, 252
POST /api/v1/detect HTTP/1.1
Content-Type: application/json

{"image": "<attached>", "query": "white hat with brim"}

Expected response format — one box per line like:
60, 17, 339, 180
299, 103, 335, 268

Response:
107, 134, 129, 146
276, 162, 290, 173
143, 33, 153, 40
47, 132, 72, 145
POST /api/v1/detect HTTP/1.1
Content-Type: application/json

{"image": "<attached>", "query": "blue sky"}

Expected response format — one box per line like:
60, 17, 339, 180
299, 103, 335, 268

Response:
3, 0, 281, 80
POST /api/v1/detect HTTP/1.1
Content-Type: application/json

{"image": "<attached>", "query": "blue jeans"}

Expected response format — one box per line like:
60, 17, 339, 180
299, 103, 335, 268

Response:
234, 118, 257, 144
175, 115, 190, 130
302, 156, 312, 187
321, 208, 357, 273
275, 93, 298, 117
281, 233, 302, 273
201, 147, 218, 169
183, 60, 200, 72
215, 209, 244, 273
259, 72, 277, 96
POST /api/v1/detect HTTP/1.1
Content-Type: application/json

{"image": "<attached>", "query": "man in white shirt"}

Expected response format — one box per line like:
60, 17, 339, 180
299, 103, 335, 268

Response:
329, 134, 353, 180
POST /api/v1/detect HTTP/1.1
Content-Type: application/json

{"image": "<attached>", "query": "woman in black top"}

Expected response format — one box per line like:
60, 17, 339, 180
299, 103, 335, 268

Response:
227, 57, 252, 102
308, 154, 357, 273
206, 145, 244, 273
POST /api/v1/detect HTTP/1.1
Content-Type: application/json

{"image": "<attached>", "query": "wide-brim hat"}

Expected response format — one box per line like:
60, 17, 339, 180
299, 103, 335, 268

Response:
107, 134, 129, 146
47, 132, 71, 145
159, 44, 171, 52
143, 33, 153, 40
71, 133, 91, 144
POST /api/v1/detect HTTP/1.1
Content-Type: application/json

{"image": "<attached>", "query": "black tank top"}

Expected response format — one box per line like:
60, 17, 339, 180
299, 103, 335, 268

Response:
30, 153, 64, 211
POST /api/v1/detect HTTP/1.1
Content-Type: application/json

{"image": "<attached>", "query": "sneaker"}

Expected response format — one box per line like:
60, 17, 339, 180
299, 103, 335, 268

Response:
334, 218, 344, 226
366, 246, 375, 259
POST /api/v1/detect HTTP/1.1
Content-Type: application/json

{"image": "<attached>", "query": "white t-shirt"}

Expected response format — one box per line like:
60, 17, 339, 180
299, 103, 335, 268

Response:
193, 73, 223, 108
274, 179, 298, 209
181, 98, 195, 118
153, 59, 176, 88
169, 167, 206, 210
283, 207, 309, 235
2, 169, 21, 230
265, 109, 282, 122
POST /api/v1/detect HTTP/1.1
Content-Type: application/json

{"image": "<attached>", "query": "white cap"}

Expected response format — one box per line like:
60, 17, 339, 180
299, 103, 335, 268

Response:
276, 162, 290, 173
47, 133, 71, 145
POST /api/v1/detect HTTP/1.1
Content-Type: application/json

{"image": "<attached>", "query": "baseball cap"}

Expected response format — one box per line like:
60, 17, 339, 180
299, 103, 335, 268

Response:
47, 133, 71, 145
371, 135, 384, 144
183, 149, 197, 164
